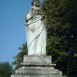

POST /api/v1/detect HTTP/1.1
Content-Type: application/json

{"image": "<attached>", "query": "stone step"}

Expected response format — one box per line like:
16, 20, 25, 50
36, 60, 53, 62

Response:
21, 63, 56, 67
15, 66, 62, 75
11, 74, 62, 77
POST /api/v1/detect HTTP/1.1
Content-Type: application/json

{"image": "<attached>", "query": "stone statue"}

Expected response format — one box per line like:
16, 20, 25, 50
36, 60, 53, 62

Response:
11, 1, 63, 77
25, 0, 46, 55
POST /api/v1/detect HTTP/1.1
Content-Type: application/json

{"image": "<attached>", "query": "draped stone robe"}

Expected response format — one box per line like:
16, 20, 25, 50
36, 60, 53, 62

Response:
25, 9, 46, 55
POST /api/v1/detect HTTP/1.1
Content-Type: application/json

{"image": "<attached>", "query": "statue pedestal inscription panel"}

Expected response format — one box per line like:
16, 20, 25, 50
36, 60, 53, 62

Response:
11, 55, 63, 77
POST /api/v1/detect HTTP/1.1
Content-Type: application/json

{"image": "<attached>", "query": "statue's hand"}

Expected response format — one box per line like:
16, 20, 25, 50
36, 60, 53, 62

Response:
41, 16, 45, 21
26, 11, 33, 22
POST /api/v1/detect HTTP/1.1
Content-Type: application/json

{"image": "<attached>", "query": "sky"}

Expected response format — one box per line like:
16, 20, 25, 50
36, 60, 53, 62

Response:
0, 0, 42, 63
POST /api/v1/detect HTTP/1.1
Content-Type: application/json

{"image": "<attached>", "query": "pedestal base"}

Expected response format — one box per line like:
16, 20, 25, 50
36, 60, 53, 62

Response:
11, 55, 63, 77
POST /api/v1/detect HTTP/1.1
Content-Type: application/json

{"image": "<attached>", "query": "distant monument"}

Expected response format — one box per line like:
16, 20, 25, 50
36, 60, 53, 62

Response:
11, 0, 63, 77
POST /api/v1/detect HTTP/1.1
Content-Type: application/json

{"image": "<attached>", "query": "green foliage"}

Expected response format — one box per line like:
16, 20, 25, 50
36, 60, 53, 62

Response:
0, 62, 13, 77
67, 50, 77, 77
42, 0, 77, 76
42, 0, 69, 74
13, 43, 28, 69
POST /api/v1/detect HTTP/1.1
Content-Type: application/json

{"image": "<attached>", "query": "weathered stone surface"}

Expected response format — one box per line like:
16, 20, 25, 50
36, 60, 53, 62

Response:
23, 55, 52, 64
12, 75, 62, 77
21, 63, 56, 66
15, 66, 62, 75
12, 74, 63, 77
11, 55, 63, 77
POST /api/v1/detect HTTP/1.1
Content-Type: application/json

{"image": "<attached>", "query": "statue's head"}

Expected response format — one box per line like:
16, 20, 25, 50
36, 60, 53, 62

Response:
31, 0, 40, 7
31, 0, 42, 16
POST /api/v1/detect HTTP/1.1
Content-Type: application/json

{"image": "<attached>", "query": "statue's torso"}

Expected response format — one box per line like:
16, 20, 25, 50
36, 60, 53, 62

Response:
26, 12, 43, 32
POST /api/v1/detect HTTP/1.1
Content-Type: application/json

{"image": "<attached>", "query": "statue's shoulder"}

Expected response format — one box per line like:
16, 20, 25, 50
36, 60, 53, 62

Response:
25, 8, 33, 22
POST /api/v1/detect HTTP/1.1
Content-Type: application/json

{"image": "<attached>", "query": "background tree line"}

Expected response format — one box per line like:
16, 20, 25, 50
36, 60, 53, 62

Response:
42, 0, 77, 77
0, 62, 13, 77
13, 0, 77, 77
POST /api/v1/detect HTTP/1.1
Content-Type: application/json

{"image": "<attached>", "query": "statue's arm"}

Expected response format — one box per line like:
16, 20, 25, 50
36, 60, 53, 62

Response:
26, 8, 33, 22
26, 16, 33, 22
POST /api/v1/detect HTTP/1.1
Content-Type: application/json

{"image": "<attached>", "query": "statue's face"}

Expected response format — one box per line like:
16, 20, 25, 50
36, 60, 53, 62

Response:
32, 0, 40, 6
32, 5, 40, 10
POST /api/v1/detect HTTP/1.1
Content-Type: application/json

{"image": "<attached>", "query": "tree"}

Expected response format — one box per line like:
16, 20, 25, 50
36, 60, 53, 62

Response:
67, 55, 77, 77
42, 0, 69, 75
13, 43, 27, 69
42, 0, 77, 76
0, 62, 13, 77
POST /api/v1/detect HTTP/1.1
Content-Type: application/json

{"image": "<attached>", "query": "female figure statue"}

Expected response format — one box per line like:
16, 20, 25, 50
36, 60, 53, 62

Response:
25, 0, 46, 55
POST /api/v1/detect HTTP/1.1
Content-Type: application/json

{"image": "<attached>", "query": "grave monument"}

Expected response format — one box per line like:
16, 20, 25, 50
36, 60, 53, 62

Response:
11, 0, 63, 77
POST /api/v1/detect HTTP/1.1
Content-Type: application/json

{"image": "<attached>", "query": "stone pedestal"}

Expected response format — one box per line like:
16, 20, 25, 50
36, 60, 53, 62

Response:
11, 55, 63, 77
